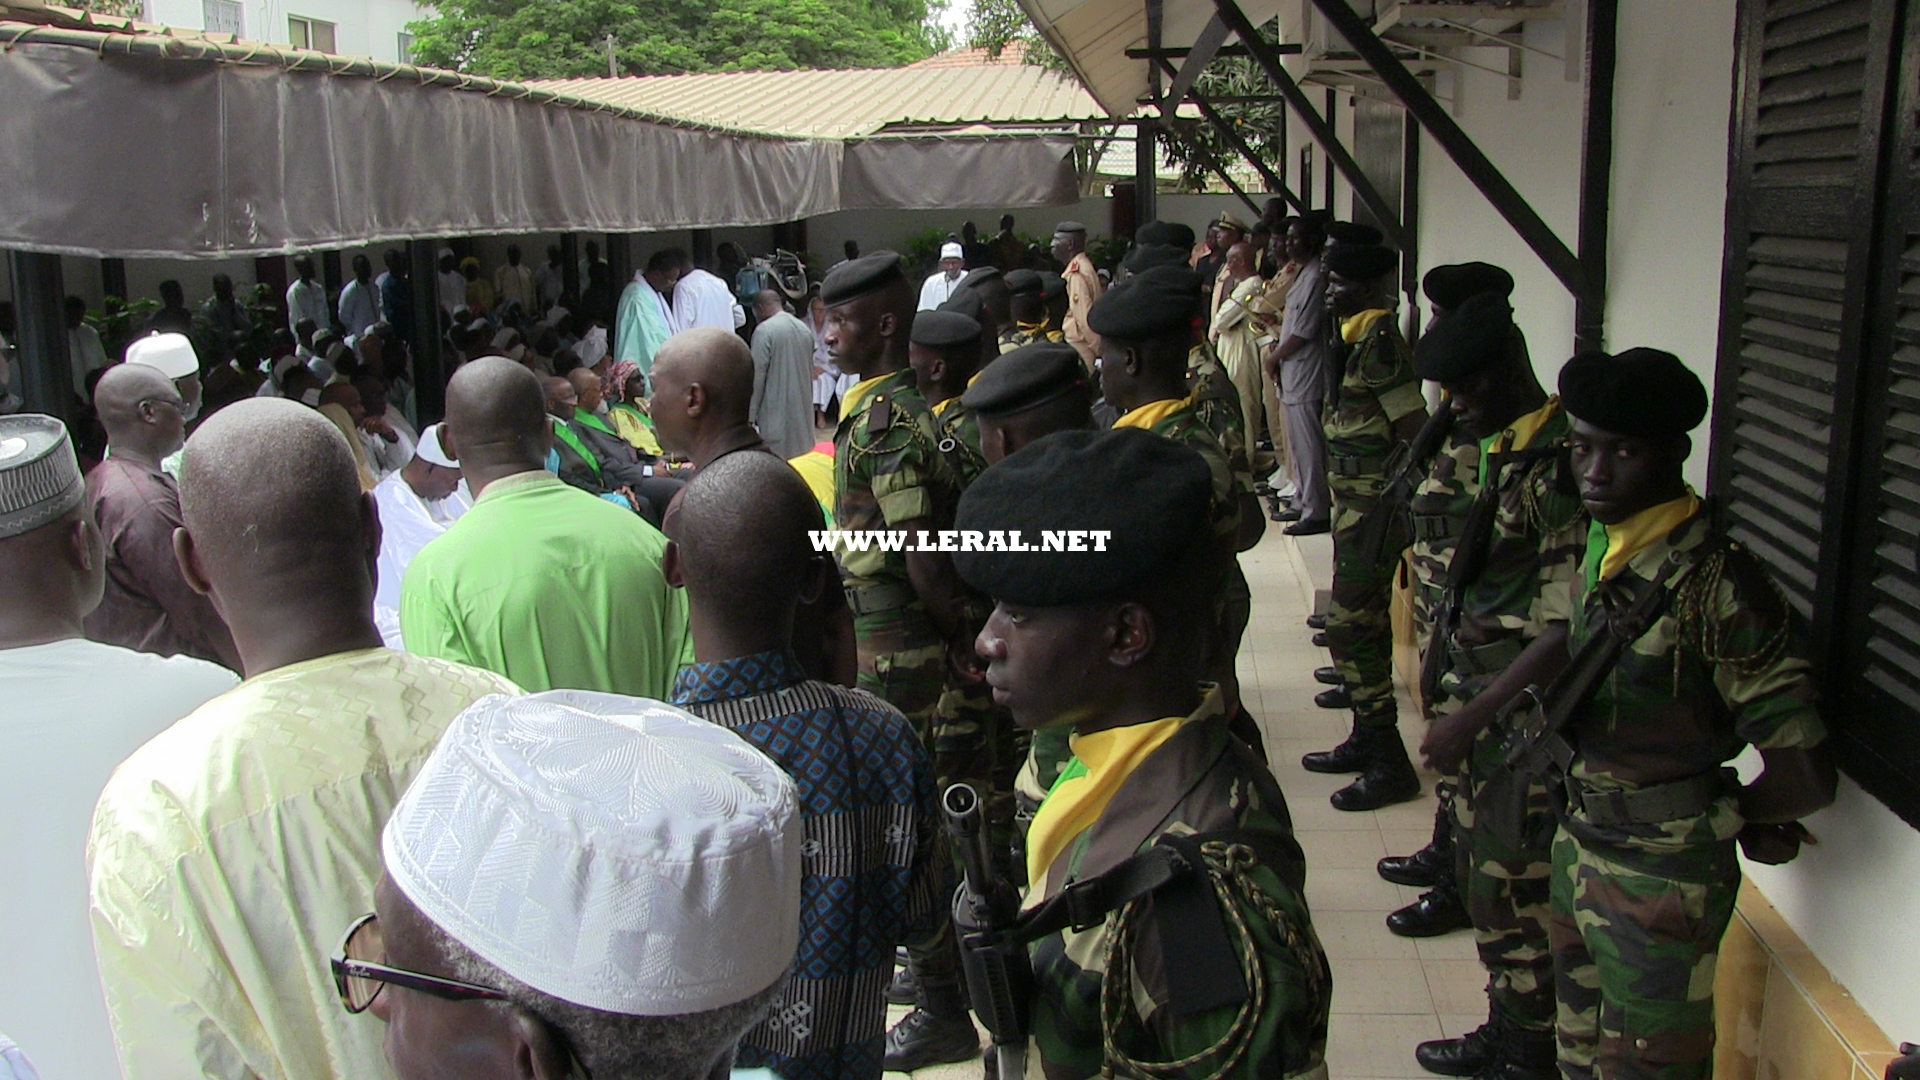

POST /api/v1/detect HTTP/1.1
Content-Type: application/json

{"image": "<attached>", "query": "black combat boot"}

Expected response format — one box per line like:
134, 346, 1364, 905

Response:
1301, 719, 1369, 773
1386, 876, 1470, 937
1312, 631, 1330, 647
1314, 666, 1344, 686
885, 961, 917, 1006
1379, 793, 1454, 886
1482, 1022, 1557, 1080
1330, 727, 1422, 811
1306, 612, 1328, 629
883, 978, 981, 1071
1314, 684, 1352, 709
1415, 1011, 1500, 1077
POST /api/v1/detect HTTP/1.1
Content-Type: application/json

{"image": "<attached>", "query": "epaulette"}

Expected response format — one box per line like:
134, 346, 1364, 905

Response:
868, 394, 894, 437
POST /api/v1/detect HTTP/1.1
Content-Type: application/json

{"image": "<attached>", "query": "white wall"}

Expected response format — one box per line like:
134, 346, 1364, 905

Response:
146, 0, 425, 63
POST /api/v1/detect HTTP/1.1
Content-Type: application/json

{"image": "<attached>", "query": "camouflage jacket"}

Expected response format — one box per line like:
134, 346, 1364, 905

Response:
1185, 342, 1255, 485
932, 395, 989, 492
1434, 404, 1587, 706
1408, 428, 1482, 649
1323, 310, 1425, 465
833, 369, 958, 592
1000, 324, 1064, 354
1566, 507, 1826, 862
1025, 687, 1331, 1079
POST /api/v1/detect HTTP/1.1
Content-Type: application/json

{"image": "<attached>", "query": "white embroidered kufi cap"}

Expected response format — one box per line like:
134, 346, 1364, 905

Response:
382, 690, 801, 1015
125, 332, 200, 379
415, 423, 458, 468
940, 242, 964, 260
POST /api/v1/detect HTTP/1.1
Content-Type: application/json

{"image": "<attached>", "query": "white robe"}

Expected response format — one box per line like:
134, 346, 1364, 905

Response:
670, 268, 745, 333
917, 270, 963, 311
371, 472, 470, 648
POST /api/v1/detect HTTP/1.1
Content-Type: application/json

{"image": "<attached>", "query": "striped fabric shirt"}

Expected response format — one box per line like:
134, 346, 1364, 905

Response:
672, 649, 944, 1080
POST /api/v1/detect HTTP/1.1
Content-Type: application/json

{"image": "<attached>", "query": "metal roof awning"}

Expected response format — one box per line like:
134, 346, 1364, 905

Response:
0, 8, 1089, 258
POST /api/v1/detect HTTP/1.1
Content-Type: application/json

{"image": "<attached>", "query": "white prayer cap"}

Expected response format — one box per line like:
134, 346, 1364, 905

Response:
940, 242, 964, 261
437, 246, 456, 260
577, 325, 610, 369
125, 332, 199, 379
382, 691, 801, 1015
270, 354, 304, 386
415, 423, 458, 468
0, 414, 85, 540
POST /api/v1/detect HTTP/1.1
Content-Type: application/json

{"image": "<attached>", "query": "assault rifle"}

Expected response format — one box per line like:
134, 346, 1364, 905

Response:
946, 783, 1032, 1080
1355, 407, 1456, 569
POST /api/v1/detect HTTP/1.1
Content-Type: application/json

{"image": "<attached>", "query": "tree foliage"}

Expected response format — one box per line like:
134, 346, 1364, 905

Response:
964, 0, 1066, 70
408, 0, 948, 79
1156, 19, 1289, 193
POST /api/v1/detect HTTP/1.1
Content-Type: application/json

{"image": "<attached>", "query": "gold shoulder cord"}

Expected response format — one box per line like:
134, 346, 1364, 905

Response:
1098, 841, 1330, 1080
1667, 542, 1792, 696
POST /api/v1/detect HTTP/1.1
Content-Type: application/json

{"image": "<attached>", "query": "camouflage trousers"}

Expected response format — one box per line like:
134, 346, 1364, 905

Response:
855, 604, 969, 993
1548, 827, 1738, 1080
1327, 477, 1399, 729
1452, 724, 1557, 1032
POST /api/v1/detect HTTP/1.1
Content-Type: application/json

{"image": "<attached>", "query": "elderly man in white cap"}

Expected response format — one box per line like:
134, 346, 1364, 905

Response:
0, 415, 236, 1080
437, 247, 467, 318
123, 330, 204, 478
917, 241, 967, 311
341, 690, 801, 1080
372, 423, 470, 648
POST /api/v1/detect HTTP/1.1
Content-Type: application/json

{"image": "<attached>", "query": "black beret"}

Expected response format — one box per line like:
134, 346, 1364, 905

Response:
1121, 243, 1190, 275
819, 252, 905, 307
1324, 244, 1399, 281
1326, 221, 1384, 247
962, 342, 1089, 418
958, 267, 1002, 292
1135, 220, 1196, 249
1559, 348, 1708, 438
910, 310, 982, 349
1086, 265, 1202, 340
1037, 271, 1066, 301
1005, 268, 1042, 297
938, 288, 986, 322
952, 428, 1212, 605
1414, 293, 1514, 382
1422, 262, 1515, 311
1054, 221, 1088, 234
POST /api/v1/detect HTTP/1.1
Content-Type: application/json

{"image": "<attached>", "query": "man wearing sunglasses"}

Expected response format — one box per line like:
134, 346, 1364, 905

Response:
334, 690, 801, 1080
87, 400, 520, 1080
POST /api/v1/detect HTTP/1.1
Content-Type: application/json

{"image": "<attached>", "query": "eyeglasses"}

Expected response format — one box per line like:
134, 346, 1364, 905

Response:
331, 912, 513, 1014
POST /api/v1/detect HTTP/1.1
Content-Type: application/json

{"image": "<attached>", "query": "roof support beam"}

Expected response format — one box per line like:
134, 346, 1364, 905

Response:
1165, 124, 1264, 219
7, 250, 71, 423
1209, 0, 1407, 247
1163, 14, 1231, 114
1153, 55, 1305, 212
1574, 0, 1617, 352
1124, 43, 1303, 58
1305, 0, 1585, 296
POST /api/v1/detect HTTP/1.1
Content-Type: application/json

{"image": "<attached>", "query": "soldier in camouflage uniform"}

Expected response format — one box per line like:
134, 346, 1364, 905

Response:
1398, 296, 1586, 1079
1468, 349, 1836, 1080
1379, 263, 1517, 938
1090, 266, 1268, 760
909, 309, 1025, 883
1299, 243, 1430, 810
1000, 269, 1065, 354
818, 253, 983, 1070
951, 426, 1331, 1080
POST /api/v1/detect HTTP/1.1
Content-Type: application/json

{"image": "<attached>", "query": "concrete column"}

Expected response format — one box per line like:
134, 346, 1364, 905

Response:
8, 251, 72, 421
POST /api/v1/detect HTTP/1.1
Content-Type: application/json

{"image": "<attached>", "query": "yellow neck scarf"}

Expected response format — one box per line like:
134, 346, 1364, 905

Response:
1025, 715, 1185, 886
1477, 396, 1561, 485
840, 373, 889, 422
1112, 395, 1192, 431
1588, 489, 1702, 584
1340, 308, 1392, 344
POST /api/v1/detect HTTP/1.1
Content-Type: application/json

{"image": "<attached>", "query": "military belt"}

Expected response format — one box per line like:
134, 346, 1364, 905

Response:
1565, 770, 1725, 828
1447, 637, 1526, 678
846, 582, 919, 617
1328, 453, 1389, 478
1411, 513, 1464, 543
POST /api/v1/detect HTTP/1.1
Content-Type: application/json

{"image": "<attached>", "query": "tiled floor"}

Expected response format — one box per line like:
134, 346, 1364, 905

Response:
885, 527, 1476, 1080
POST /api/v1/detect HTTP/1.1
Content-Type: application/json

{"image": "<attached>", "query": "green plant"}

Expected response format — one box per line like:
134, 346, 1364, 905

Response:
900, 227, 957, 281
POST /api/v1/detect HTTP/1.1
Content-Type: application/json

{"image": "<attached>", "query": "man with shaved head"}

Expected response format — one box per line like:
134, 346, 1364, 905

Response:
664, 451, 943, 1080
651, 326, 858, 686
550, 366, 683, 523
87, 399, 518, 1080
402, 356, 692, 697
83, 363, 240, 669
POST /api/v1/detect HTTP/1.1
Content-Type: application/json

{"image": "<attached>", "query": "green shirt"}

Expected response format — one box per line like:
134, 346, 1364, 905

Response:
399, 470, 693, 697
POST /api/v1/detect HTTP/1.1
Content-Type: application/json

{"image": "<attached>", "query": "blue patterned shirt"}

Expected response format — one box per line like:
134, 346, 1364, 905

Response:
672, 649, 944, 1080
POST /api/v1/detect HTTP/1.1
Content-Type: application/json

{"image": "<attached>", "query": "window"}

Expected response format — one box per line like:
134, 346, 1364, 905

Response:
201, 0, 242, 35
288, 15, 336, 53
396, 31, 414, 64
